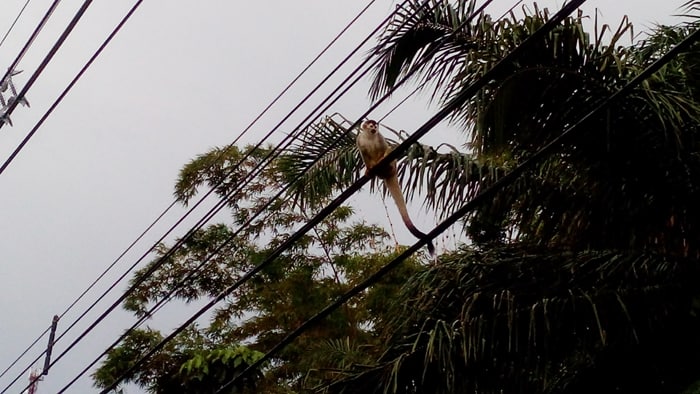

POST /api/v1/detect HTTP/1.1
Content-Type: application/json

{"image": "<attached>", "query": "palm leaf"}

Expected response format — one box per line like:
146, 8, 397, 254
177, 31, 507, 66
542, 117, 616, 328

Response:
325, 245, 700, 394
277, 114, 362, 209
278, 114, 500, 220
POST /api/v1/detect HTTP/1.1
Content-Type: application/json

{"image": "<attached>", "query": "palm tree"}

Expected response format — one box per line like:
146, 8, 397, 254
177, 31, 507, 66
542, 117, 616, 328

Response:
280, 1, 700, 393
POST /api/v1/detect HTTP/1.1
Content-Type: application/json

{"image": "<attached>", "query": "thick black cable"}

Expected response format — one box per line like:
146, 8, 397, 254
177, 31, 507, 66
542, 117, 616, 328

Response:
0, 3, 150, 392
226, 0, 588, 390
0, 0, 32, 49
46, 2, 421, 392
0, 0, 73, 132
3, 3, 389, 393
63, 52, 392, 392
1, 0, 376, 370
0, 0, 98, 387
64, 0, 441, 388
56, 2, 434, 391
0, 3, 382, 391
0, 0, 127, 174
221, 24, 700, 392
94, 1, 510, 391
0, 0, 375, 380
0, 0, 59, 85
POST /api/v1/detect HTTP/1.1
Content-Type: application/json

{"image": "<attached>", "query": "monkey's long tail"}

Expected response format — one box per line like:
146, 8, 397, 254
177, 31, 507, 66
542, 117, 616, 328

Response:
384, 176, 436, 256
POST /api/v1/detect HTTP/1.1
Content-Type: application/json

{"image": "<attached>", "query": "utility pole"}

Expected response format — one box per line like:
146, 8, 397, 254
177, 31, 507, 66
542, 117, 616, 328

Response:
24, 316, 59, 394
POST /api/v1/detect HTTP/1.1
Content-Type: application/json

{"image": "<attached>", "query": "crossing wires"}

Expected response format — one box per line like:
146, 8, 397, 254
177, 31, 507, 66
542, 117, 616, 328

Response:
90, 0, 550, 391
1, 1, 392, 392
49, 1, 440, 391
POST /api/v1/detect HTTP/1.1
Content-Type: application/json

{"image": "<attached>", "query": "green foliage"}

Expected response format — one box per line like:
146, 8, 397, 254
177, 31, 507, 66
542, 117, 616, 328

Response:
94, 139, 425, 392
92, 327, 263, 393
277, 115, 361, 210
280, 113, 496, 223
327, 247, 700, 394
177, 347, 265, 394
361, 0, 700, 250
302, 2, 700, 394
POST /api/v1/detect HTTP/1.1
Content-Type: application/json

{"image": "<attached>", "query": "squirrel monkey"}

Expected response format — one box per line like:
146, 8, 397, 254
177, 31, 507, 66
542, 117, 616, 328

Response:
356, 119, 436, 256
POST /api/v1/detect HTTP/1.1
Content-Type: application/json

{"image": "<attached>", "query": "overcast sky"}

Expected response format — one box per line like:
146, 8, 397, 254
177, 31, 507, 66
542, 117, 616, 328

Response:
0, 1, 688, 392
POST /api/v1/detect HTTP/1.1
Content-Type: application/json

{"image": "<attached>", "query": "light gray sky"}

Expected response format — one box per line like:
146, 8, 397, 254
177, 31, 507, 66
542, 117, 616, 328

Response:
0, 1, 687, 392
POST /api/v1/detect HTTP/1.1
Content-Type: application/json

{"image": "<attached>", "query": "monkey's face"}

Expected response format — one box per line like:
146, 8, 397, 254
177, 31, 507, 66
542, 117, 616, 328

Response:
362, 120, 378, 134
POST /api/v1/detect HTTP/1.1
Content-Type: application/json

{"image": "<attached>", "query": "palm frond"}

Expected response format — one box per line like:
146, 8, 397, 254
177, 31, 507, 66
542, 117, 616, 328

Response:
278, 114, 501, 219
396, 140, 502, 218
277, 115, 361, 209
368, 0, 483, 101
325, 245, 700, 394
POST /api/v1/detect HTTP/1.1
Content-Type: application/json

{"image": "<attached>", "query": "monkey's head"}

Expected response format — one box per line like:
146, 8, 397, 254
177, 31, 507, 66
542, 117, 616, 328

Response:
361, 119, 378, 134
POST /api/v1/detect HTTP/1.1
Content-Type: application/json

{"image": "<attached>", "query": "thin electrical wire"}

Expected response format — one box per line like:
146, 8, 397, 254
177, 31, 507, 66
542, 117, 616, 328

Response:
0, 198, 176, 387
0, 0, 92, 133
0, 0, 60, 86
64, 55, 410, 390
84, 0, 564, 389
54, 2, 436, 391
221, 25, 700, 392
0, 0, 32, 49
8, 3, 417, 393
0, 2, 381, 389
0, 326, 48, 383
27, 0, 524, 384
58, 2, 449, 391
378, 82, 424, 122
0, 0, 394, 393
92, 1, 516, 391
0, 3, 149, 390
0, 0, 98, 387
110, 0, 591, 390
225, 2, 378, 149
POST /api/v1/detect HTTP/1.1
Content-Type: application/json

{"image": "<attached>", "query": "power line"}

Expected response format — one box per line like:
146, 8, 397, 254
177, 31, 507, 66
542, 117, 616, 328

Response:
46, 0, 383, 348
0, 2, 381, 385
0, 0, 62, 129
220, 22, 700, 393
0, 1, 385, 392
7, 1, 410, 392
0, 0, 60, 85
377, 0, 527, 124
0, 326, 48, 385
92, 0, 512, 391
0, 0, 32, 49
0, 2, 148, 390
100, 0, 589, 390
53, 2, 433, 391
69, 0, 574, 388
